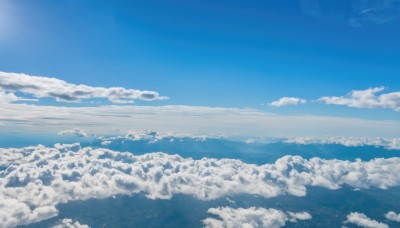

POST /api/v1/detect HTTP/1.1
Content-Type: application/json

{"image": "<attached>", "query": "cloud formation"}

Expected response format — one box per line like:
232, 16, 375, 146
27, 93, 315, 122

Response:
1, 144, 400, 226
345, 212, 388, 228
58, 128, 89, 138
51, 218, 89, 228
319, 87, 400, 112
0, 72, 168, 104
283, 136, 400, 150
385, 211, 400, 222
203, 207, 311, 228
269, 97, 306, 107
98, 129, 223, 145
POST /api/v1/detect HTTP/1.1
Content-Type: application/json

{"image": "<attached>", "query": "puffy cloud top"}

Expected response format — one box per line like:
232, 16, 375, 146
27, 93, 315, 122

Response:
51, 218, 89, 228
203, 207, 311, 228
269, 97, 306, 107
0, 72, 168, 104
1, 144, 400, 226
319, 87, 400, 112
345, 212, 388, 228
385, 211, 400, 222
58, 128, 89, 138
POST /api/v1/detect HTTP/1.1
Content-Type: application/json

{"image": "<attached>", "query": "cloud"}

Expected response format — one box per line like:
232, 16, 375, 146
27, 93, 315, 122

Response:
350, 0, 400, 27
58, 128, 89, 138
385, 211, 400, 222
0, 72, 168, 104
0, 91, 37, 104
51, 218, 89, 228
319, 87, 400, 112
203, 207, 311, 228
283, 136, 400, 150
345, 212, 388, 228
98, 129, 222, 145
269, 97, 306, 107
1, 144, 400, 226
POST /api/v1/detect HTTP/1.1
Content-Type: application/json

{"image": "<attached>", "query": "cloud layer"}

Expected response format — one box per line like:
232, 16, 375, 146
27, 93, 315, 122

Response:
1, 144, 400, 226
203, 207, 311, 228
319, 87, 400, 112
269, 97, 306, 107
0, 72, 168, 104
345, 212, 388, 228
2, 103, 399, 137
283, 136, 400, 150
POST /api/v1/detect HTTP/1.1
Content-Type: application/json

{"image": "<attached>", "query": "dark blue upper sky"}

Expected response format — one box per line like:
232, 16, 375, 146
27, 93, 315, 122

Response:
1, 0, 400, 119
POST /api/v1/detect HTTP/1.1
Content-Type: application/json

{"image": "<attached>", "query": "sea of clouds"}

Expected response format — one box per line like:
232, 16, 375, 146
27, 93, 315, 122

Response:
1, 143, 400, 227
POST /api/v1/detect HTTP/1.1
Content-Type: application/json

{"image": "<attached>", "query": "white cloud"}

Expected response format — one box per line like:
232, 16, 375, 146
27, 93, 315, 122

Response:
0, 91, 37, 104
99, 129, 222, 144
0, 72, 168, 104
319, 87, 400, 112
58, 128, 89, 138
385, 211, 400, 222
1, 103, 399, 138
1, 144, 400, 226
283, 136, 400, 150
51, 218, 89, 228
269, 97, 306, 107
345, 212, 388, 228
203, 207, 311, 228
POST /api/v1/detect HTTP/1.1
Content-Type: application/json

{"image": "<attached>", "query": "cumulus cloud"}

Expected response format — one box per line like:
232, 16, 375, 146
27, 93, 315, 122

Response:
385, 211, 400, 222
98, 129, 223, 144
283, 136, 400, 150
345, 212, 388, 228
319, 87, 400, 112
58, 128, 89, 138
269, 97, 306, 107
51, 218, 89, 228
203, 207, 311, 228
0, 72, 168, 104
1, 144, 400, 226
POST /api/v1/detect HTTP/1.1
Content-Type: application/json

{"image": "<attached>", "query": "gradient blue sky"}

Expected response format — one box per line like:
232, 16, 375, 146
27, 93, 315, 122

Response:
1, 0, 400, 121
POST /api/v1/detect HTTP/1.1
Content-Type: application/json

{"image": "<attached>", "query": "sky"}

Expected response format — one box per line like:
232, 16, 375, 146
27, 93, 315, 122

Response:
2, 1, 400, 227
1, 0, 400, 137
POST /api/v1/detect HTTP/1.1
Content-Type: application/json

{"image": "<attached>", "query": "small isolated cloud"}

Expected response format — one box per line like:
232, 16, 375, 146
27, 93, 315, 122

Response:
58, 128, 89, 138
319, 87, 400, 112
0, 71, 168, 104
269, 97, 306, 107
385, 211, 400, 222
345, 212, 388, 228
51, 218, 89, 228
203, 207, 311, 228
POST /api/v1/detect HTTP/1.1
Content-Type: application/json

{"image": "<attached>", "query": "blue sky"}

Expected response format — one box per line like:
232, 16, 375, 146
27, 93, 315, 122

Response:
1, 0, 400, 136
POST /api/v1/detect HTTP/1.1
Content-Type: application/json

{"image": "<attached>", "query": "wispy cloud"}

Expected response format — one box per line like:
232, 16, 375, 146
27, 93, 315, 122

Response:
319, 87, 400, 111
0, 72, 168, 104
269, 97, 306, 107
1, 104, 399, 137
